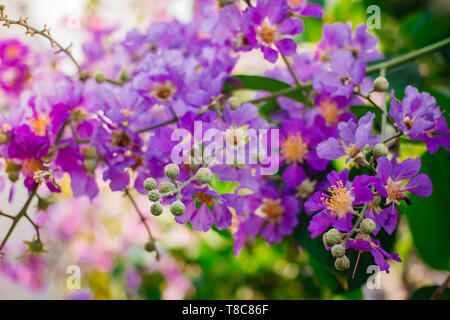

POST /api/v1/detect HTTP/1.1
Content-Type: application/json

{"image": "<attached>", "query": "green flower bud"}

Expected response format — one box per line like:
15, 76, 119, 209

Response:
170, 200, 185, 216
228, 96, 241, 110
373, 76, 389, 92
83, 158, 98, 173
26, 239, 45, 255
95, 73, 106, 83
164, 163, 180, 180
360, 218, 376, 234
325, 229, 342, 246
373, 143, 389, 158
144, 241, 156, 252
0, 132, 9, 145
322, 233, 333, 247
195, 167, 213, 184
148, 190, 160, 202
143, 177, 157, 191
335, 255, 350, 271
150, 202, 163, 216
8, 171, 19, 182
119, 70, 131, 83
355, 233, 371, 242
82, 146, 98, 159
159, 181, 176, 194
331, 244, 346, 258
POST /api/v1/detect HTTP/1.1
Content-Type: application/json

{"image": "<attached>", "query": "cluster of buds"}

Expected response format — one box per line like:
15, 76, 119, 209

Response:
323, 217, 377, 272
143, 164, 214, 219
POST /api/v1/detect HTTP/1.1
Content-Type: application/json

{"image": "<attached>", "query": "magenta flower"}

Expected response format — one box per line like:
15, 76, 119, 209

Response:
305, 169, 376, 238
346, 238, 401, 273
280, 117, 329, 187
246, 0, 304, 62
286, 0, 323, 18
233, 181, 300, 255
390, 86, 450, 153
367, 157, 432, 235
317, 112, 379, 163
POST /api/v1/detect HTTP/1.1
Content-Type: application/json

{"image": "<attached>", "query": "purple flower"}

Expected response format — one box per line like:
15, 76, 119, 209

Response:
233, 181, 300, 255
0, 39, 29, 64
313, 49, 370, 98
246, 0, 304, 63
346, 238, 401, 273
367, 157, 432, 235
280, 117, 329, 187
390, 86, 450, 153
304, 169, 376, 238
287, 0, 323, 18
318, 22, 383, 62
317, 112, 379, 164
174, 186, 239, 232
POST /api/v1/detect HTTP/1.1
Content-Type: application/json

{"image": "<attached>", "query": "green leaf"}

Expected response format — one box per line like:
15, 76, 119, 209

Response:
224, 75, 308, 105
409, 286, 450, 300
405, 149, 450, 271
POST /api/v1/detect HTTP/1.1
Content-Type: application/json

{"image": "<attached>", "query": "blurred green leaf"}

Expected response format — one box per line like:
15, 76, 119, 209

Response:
409, 285, 450, 300
405, 149, 450, 271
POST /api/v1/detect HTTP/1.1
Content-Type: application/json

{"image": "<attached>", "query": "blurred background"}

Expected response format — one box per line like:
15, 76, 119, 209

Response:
0, 0, 449, 299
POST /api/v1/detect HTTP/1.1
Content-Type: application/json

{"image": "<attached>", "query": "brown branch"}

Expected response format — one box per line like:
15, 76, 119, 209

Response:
432, 274, 450, 300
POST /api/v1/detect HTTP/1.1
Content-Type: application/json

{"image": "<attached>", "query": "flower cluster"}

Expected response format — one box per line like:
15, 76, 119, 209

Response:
0, 0, 449, 282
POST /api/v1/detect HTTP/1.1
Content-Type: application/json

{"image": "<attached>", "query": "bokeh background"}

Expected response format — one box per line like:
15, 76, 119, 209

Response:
0, 0, 449, 299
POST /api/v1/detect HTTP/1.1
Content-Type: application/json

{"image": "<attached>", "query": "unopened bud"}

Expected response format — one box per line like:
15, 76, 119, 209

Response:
83, 159, 98, 173
373, 143, 389, 158
0, 132, 9, 145
360, 218, 376, 234
159, 181, 176, 194
147, 190, 160, 202
144, 177, 157, 191
355, 233, 371, 242
119, 70, 131, 83
95, 73, 106, 83
164, 163, 179, 181
325, 228, 341, 246
335, 255, 350, 271
144, 241, 156, 252
323, 233, 333, 247
150, 202, 163, 216
83, 146, 98, 159
196, 167, 213, 184
331, 244, 346, 258
8, 171, 19, 182
228, 96, 241, 110
373, 76, 389, 92
170, 200, 185, 216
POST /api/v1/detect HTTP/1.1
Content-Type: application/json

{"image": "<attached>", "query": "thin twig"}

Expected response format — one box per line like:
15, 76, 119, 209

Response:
432, 274, 450, 300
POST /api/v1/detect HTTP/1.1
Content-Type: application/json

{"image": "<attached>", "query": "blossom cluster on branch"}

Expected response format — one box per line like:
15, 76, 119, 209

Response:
0, 0, 449, 281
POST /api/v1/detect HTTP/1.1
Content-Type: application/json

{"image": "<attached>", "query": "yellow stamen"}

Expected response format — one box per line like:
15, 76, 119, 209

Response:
151, 80, 177, 102
259, 198, 284, 221
385, 177, 405, 205
30, 113, 49, 136
318, 99, 339, 126
195, 191, 215, 206
22, 158, 43, 177
320, 180, 355, 218
281, 133, 309, 164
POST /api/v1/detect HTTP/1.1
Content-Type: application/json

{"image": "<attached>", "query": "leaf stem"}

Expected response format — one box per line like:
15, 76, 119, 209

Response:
366, 37, 450, 74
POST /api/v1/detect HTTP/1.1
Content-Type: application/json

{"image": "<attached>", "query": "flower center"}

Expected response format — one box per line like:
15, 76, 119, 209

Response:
5, 45, 21, 61
385, 177, 405, 205
287, 0, 306, 9
318, 99, 339, 126
260, 198, 284, 221
403, 116, 415, 130
22, 158, 43, 177
321, 180, 355, 218
224, 126, 246, 147
346, 143, 362, 158
281, 133, 308, 164
195, 191, 215, 206
233, 33, 250, 48
30, 113, 49, 136
258, 19, 278, 45
151, 81, 176, 102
